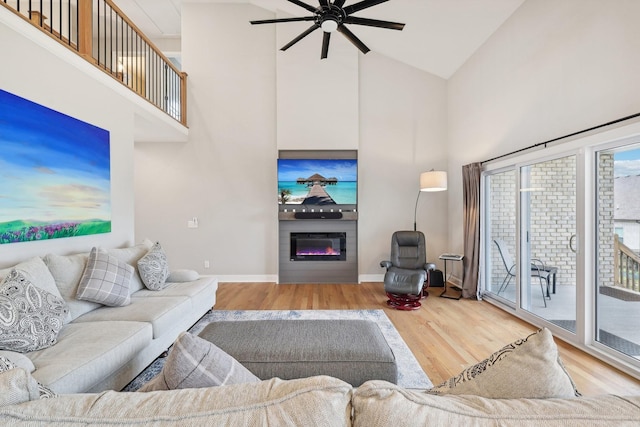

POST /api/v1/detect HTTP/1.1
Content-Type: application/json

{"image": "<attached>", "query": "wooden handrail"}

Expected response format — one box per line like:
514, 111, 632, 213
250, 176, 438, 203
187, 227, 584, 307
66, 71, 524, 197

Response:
614, 234, 640, 292
102, 0, 184, 80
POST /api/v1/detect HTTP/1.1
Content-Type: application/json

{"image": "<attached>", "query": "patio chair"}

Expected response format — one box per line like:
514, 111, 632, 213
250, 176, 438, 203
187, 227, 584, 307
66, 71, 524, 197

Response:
493, 238, 550, 307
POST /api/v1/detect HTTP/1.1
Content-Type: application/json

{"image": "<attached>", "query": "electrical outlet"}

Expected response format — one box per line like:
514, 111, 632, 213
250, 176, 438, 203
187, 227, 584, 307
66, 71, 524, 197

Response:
204, 260, 210, 269
187, 217, 199, 228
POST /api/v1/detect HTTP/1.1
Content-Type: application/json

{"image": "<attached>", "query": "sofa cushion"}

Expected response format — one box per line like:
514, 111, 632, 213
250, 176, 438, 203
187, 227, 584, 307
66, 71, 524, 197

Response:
0, 356, 56, 400
137, 242, 170, 291
0, 376, 353, 425
76, 247, 133, 307
73, 295, 191, 339
28, 321, 152, 394
43, 253, 101, 322
428, 328, 579, 399
133, 277, 213, 299
140, 332, 260, 392
0, 270, 68, 353
106, 239, 154, 294
0, 257, 63, 301
353, 381, 640, 427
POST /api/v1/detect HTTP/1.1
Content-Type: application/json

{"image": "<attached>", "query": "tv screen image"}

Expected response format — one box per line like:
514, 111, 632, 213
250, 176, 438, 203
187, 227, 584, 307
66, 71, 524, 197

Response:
277, 158, 357, 205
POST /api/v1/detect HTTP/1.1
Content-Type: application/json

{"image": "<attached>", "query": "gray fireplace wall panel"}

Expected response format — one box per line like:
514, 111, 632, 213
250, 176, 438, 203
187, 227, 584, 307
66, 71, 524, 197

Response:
279, 219, 358, 283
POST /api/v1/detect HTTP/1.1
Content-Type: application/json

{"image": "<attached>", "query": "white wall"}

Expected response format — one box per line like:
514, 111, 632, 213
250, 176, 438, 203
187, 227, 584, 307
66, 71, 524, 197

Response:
0, 9, 137, 267
275, 11, 359, 150
359, 53, 448, 277
135, 3, 278, 279
135, 2, 449, 280
447, 0, 640, 259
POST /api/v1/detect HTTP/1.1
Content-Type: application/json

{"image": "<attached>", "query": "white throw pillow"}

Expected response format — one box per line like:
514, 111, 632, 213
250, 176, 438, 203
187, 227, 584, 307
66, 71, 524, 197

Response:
0, 356, 56, 401
427, 328, 580, 398
0, 271, 68, 353
137, 242, 170, 290
76, 248, 133, 307
167, 269, 199, 283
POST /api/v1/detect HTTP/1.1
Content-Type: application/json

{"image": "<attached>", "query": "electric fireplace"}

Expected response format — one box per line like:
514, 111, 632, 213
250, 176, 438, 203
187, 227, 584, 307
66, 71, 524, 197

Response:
290, 232, 346, 261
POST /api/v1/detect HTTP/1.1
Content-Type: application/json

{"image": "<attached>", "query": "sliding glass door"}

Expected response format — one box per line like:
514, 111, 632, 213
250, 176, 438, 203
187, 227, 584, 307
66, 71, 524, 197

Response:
484, 169, 517, 305
520, 156, 577, 331
481, 123, 640, 380
595, 145, 640, 358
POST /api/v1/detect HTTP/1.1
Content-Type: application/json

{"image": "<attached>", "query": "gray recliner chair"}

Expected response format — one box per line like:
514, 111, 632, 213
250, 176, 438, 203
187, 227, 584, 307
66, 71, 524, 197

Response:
380, 231, 436, 310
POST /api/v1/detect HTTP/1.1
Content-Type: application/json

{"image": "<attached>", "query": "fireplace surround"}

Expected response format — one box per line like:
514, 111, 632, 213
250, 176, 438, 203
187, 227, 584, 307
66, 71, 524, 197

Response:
278, 212, 357, 284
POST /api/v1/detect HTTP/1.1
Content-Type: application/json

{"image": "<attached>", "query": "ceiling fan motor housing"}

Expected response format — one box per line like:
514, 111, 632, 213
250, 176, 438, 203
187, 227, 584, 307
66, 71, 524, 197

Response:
317, 5, 345, 32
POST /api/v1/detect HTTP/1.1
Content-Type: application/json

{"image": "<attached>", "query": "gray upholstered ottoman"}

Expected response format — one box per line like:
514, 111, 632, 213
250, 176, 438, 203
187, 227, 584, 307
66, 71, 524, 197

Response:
198, 319, 397, 386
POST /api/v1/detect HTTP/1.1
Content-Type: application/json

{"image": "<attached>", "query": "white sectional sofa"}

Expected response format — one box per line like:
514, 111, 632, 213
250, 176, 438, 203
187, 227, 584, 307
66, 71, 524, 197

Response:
0, 240, 218, 394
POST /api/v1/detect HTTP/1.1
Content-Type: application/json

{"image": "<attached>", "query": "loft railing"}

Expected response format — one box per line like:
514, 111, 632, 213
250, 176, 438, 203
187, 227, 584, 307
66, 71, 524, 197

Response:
614, 234, 640, 292
1, 0, 187, 125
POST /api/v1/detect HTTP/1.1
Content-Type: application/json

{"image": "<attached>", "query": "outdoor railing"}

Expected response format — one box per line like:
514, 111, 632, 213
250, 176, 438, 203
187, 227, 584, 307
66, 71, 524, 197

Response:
1, 0, 187, 125
614, 234, 640, 292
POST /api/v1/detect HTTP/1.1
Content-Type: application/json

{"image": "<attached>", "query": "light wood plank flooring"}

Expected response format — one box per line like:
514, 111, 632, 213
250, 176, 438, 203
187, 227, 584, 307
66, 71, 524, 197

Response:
213, 282, 640, 396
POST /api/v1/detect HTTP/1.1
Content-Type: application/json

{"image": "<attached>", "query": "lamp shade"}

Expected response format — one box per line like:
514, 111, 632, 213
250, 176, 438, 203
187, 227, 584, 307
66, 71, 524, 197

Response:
420, 171, 447, 192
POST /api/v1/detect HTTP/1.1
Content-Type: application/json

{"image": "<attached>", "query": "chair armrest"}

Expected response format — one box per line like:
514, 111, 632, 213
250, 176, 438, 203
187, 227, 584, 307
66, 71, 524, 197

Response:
380, 260, 392, 269
531, 258, 546, 268
424, 263, 436, 271
531, 258, 545, 272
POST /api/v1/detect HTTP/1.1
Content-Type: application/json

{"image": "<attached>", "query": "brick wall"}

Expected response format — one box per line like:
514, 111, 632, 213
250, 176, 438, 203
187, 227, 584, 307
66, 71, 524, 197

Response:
597, 153, 615, 286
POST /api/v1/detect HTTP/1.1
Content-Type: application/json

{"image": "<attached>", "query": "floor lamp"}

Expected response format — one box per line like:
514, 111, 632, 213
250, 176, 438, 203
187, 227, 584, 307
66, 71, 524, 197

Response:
413, 170, 448, 231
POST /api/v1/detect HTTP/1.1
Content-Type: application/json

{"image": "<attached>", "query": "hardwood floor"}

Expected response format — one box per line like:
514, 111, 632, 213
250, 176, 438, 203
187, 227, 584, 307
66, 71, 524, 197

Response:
213, 282, 640, 396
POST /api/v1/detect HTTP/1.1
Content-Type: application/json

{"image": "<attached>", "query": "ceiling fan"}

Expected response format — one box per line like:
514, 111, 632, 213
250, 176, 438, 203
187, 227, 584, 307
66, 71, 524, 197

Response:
250, 0, 405, 59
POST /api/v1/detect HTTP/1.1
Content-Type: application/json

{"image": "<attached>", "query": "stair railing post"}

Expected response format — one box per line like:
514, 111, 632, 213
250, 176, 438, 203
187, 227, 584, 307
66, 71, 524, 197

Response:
78, 0, 93, 61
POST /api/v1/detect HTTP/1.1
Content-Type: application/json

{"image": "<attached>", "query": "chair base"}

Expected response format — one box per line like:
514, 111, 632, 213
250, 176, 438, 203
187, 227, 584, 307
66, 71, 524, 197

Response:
386, 292, 422, 311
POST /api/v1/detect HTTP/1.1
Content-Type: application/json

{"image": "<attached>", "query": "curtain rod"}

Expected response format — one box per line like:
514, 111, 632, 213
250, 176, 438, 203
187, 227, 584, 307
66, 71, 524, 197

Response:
481, 112, 640, 164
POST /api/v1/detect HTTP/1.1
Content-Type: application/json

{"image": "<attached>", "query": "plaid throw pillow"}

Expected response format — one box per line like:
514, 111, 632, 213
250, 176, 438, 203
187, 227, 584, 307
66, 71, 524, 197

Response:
76, 247, 133, 307
139, 332, 260, 391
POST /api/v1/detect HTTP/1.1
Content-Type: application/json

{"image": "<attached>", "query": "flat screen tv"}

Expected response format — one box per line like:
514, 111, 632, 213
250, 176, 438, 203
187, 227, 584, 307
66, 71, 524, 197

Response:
277, 158, 357, 207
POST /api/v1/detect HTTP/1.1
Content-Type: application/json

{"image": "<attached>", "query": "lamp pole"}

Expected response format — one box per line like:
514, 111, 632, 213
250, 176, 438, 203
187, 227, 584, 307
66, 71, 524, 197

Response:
413, 190, 422, 231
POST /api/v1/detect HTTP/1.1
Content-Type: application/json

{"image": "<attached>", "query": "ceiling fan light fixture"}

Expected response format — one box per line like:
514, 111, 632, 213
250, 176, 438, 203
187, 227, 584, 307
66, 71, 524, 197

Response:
321, 19, 338, 33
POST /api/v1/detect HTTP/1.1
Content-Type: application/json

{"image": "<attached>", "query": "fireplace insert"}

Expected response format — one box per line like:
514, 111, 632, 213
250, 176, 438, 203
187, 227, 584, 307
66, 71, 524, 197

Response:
290, 232, 346, 261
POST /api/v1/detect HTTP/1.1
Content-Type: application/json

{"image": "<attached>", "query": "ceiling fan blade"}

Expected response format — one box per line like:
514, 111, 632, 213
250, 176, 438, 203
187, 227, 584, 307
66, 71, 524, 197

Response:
344, 16, 404, 30
333, 0, 346, 7
337, 24, 370, 54
319, 0, 329, 6
281, 24, 320, 51
321, 32, 331, 59
343, 0, 388, 15
286, 0, 319, 13
251, 16, 316, 25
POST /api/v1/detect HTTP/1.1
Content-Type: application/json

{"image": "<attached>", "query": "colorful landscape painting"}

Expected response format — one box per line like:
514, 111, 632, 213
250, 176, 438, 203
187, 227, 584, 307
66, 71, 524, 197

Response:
0, 89, 111, 244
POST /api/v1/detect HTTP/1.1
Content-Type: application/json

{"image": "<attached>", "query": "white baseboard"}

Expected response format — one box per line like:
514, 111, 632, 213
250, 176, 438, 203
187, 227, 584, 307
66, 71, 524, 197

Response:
359, 274, 384, 283
213, 275, 278, 283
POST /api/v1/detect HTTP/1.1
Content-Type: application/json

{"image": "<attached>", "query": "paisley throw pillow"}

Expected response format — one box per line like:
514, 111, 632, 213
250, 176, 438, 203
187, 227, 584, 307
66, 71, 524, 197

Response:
0, 270, 68, 353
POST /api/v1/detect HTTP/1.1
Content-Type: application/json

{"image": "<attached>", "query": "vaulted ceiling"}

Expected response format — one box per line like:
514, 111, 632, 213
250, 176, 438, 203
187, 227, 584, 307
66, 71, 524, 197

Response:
114, 0, 525, 79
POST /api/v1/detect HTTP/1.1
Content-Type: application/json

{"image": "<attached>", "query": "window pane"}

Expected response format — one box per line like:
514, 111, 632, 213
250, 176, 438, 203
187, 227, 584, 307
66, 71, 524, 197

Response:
485, 169, 517, 304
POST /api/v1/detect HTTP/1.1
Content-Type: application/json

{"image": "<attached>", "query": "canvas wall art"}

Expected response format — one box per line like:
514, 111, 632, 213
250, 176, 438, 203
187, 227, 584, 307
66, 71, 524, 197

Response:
0, 89, 111, 244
